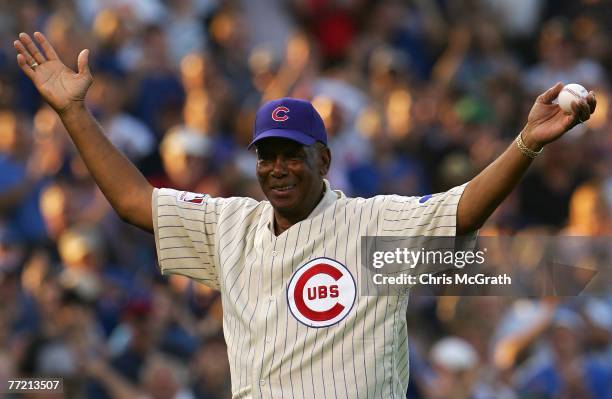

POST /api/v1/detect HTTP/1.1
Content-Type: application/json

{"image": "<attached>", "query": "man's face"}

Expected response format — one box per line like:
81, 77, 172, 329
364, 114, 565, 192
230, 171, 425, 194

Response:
255, 138, 330, 219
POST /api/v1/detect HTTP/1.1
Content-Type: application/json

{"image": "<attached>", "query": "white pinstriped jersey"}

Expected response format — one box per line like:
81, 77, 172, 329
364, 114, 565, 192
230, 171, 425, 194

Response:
152, 180, 468, 399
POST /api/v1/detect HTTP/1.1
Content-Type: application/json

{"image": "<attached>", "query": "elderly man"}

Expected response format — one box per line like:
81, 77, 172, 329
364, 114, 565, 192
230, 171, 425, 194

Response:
14, 32, 595, 398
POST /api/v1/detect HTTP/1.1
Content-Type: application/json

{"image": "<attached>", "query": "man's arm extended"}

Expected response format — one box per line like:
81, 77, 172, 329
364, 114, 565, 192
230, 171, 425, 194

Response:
57, 105, 153, 231
457, 83, 596, 235
14, 32, 153, 232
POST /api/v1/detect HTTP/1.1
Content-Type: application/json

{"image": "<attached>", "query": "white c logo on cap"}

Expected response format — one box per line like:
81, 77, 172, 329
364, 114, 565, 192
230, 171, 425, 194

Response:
272, 106, 290, 122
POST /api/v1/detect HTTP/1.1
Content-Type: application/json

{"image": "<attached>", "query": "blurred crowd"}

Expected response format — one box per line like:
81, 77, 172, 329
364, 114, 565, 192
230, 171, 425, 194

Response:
0, 0, 611, 398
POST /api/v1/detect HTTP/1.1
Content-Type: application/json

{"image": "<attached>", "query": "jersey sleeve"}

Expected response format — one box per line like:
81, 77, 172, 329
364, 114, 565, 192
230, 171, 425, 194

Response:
380, 182, 470, 236
152, 187, 226, 289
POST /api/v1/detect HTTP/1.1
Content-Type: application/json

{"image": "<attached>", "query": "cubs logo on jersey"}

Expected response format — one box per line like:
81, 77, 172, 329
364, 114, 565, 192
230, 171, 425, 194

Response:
271, 106, 290, 122
287, 257, 356, 328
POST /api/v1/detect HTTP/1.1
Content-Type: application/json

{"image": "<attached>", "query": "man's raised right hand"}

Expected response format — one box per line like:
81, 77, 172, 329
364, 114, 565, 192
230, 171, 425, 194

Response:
14, 32, 92, 115
14, 31, 153, 233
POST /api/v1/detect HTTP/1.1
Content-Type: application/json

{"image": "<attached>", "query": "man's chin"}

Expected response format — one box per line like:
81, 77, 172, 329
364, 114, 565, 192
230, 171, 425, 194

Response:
269, 198, 297, 213
266, 188, 297, 204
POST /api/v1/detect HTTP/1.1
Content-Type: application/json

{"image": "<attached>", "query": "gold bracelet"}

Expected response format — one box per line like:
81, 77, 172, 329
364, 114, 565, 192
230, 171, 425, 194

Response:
515, 132, 543, 159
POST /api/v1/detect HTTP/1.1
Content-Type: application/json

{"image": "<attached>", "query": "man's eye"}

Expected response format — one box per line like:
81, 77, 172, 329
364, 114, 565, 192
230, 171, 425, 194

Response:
286, 151, 305, 160
257, 153, 274, 161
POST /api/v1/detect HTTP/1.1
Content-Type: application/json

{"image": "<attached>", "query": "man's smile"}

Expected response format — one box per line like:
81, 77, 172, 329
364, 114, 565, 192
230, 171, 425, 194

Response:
270, 183, 297, 196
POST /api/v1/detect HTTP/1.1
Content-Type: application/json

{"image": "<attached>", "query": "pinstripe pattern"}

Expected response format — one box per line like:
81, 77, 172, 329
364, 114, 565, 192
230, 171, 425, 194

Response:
152, 181, 469, 398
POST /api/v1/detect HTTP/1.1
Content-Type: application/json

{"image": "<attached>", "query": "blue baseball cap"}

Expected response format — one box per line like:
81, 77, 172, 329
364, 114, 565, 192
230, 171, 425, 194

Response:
248, 98, 328, 149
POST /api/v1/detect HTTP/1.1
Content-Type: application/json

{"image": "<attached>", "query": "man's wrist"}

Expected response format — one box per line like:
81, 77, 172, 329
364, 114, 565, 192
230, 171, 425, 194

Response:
57, 100, 87, 118
520, 129, 544, 152
515, 130, 543, 160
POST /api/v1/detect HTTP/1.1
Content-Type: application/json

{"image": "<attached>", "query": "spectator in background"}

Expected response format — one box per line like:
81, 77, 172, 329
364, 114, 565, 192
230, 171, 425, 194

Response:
179, 52, 231, 121
311, 95, 370, 193
518, 144, 583, 228
562, 181, 612, 236
39, 180, 72, 243
139, 352, 196, 399
163, 0, 209, 65
108, 299, 156, 385
86, 72, 155, 164
207, 4, 253, 102
57, 224, 138, 335
582, 299, 612, 393
90, 9, 130, 76
515, 309, 610, 399
133, 25, 185, 137
152, 126, 223, 196
0, 110, 49, 243
20, 287, 104, 397
83, 350, 196, 399
524, 18, 605, 94
238, 0, 293, 54
289, 0, 364, 66
479, 0, 545, 39
190, 336, 231, 399
0, 224, 39, 344
148, 279, 199, 361
424, 336, 480, 399
422, 336, 517, 399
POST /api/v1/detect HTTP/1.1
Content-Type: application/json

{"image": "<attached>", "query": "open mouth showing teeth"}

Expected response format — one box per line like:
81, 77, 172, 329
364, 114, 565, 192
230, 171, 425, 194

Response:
272, 185, 295, 192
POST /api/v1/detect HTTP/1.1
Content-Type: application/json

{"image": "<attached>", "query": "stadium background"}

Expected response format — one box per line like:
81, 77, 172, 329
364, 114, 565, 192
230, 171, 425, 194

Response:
0, 0, 610, 398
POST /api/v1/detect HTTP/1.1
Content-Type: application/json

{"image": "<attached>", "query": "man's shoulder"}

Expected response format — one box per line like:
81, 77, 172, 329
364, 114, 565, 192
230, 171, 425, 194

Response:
341, 193, 420, 206
222, 196, 271, 215
156, 188, 268, 215
222, 195, 265, 208
339, 192, 456, 218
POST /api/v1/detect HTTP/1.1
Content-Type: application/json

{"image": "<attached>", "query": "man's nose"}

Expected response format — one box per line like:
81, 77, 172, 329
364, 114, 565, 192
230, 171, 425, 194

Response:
271, 155, 288, 176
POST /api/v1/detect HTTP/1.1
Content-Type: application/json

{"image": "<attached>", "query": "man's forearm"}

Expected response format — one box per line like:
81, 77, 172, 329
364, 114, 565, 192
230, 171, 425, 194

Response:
59, 104, 153, 232
456, 83, 596, 234
457, 132, 538, 234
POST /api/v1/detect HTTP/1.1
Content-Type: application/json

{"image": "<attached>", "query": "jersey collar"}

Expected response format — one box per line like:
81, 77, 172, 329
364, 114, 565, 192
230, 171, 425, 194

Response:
307, 179, 340, 219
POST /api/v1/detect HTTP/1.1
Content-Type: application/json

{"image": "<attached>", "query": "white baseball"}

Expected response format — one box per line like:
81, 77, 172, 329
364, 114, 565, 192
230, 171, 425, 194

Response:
557, 83, 588, 114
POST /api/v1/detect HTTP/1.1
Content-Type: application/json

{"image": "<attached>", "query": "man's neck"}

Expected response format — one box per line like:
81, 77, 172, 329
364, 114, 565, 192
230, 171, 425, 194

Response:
273, 215, 294, 236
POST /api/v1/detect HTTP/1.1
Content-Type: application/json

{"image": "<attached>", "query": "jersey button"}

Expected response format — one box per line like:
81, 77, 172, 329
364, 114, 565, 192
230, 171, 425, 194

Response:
269, 296, 275, 302
259, 379, 266, 386
265, 336, 271, 343
271, 250, 278, 257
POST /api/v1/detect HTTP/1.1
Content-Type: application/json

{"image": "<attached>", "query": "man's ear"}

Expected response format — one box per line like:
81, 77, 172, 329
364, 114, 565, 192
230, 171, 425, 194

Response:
319, 147, 331, 176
